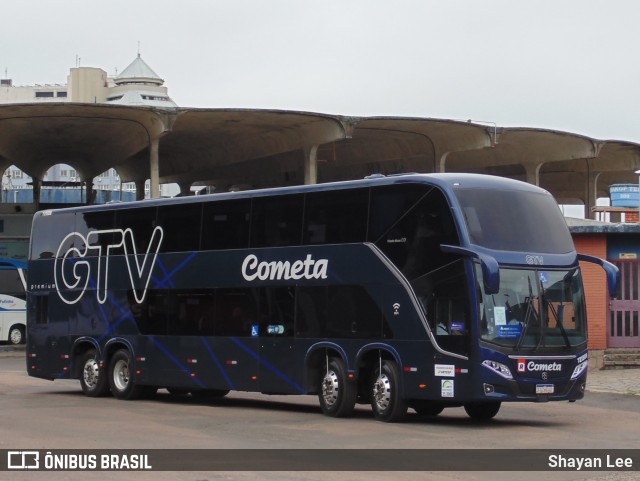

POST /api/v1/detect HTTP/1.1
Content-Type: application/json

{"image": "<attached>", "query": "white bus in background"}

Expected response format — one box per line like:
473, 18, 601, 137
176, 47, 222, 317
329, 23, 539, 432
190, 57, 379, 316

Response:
0, 259, 27, 345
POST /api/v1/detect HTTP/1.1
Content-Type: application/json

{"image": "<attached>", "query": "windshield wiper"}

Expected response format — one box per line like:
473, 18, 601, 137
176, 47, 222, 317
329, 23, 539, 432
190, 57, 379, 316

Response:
514, 276, 536, 352
547, 302, 571, 348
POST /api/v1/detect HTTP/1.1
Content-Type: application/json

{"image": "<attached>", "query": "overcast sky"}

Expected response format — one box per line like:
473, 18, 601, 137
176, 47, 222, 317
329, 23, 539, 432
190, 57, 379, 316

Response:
3, 0, 640, 144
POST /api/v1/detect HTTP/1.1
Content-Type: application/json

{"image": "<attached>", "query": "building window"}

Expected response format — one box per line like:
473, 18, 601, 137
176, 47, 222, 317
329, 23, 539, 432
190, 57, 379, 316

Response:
56, 91, 67, 98
35, 91, 54, 98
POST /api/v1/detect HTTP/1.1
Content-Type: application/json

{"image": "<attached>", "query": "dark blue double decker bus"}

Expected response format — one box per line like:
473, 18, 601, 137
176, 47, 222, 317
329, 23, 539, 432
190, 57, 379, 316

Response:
26, 173, 618, 422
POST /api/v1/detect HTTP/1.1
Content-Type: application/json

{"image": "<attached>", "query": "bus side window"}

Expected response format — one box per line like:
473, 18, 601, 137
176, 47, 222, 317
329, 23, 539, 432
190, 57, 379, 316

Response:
303, 189, 368, 244
433, 298, 467, 336
415, 259, 470, 355
258, 287, 295, 336
214, 288, 257, 337
295, 285, 384, 339
250, 195, 304, 248
174, 292, 215, 336
202, 199, 251, 250
295, 286, 327, 338
31, 213, 76, 260
158, 204, 202, 253
114, 207, 158, 253
77, 211, 116, 256
131, 291, 170, 335
371, 185, 459, 281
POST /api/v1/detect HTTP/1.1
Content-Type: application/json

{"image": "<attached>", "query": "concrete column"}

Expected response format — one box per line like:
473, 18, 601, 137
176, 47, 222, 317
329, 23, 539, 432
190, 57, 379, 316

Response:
135, 180, 146, 201
149, 137, 160, 199
437, 152, 450, 173
585, 171, 601, 220
33, 178, 41, 209
524, 163, 543, 186
85, 180, 97, 205
304, 145, 319, 185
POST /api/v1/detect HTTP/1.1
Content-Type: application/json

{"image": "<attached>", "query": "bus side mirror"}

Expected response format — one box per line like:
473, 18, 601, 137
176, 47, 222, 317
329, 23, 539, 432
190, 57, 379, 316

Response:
440, 245, 500, 295
577, 254, 620, 297
478, 253, 500, 295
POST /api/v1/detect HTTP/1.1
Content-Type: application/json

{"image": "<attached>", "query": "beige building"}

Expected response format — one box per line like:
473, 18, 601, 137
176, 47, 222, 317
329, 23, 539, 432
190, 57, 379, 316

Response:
1, 54, 177, 197
1, 54, 176, 108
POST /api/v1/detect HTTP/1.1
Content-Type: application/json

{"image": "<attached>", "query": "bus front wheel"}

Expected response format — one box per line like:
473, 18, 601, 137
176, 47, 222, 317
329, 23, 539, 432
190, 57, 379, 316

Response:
318, 357, 357, 417
108, 349, 143, 400
79, 349, 109, 397
370, 360, 407, 422
464, 402, 501, 420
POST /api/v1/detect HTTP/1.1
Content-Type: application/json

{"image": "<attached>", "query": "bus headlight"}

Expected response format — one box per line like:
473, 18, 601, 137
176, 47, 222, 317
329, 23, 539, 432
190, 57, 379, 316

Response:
570, 361, 588, 380
482, 360, 513, 380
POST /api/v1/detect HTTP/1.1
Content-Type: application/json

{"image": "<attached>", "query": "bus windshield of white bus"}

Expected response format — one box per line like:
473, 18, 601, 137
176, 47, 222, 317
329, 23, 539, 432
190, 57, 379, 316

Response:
478, 266, 587, 349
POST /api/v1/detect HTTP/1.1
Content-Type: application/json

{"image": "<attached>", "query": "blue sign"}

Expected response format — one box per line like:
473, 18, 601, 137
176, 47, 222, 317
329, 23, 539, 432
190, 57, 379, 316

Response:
450, 321, 466, 333
496, 324, 522, 339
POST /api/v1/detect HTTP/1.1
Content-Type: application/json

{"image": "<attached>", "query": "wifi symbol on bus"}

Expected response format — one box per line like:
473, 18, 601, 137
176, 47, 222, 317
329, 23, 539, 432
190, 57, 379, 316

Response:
393, 303, 401, 315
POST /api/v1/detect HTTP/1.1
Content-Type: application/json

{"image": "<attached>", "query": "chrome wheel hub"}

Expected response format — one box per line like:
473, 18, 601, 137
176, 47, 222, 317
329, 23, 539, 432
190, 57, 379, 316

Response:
113, 359, 130, 391
372, 373, 391, 411
83, 359, 99, 389
321, 370, 340, 407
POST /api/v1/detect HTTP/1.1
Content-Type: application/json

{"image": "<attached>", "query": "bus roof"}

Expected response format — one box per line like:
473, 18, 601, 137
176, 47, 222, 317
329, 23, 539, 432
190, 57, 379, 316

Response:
34, 173, 549, 217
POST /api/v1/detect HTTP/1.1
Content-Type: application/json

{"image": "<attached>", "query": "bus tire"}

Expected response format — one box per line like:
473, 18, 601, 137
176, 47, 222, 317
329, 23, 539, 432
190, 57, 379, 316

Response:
464, 402, 501, 420
370, 360, 407, 422
79, 349, 110, 397
8, 325, 25, 345
318, 357, 357, 417
108, 349, 143, 400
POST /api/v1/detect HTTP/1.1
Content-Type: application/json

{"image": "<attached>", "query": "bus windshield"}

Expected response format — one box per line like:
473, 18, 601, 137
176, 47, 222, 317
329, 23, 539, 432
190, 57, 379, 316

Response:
478, 266, 587, 350
455, 187, 575, 253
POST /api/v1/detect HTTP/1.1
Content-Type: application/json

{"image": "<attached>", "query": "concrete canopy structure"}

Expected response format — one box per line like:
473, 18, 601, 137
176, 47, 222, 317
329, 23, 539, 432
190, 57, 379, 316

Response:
1, 102, 640, 217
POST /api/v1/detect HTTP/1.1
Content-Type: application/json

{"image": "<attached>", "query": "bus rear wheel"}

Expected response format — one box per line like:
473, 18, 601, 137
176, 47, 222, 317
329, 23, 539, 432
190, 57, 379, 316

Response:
370, 360, 407, 422
318, 357, 356, 417
79, 349, 109, 397
108, 349, 143, 400
464, 402, 501, 420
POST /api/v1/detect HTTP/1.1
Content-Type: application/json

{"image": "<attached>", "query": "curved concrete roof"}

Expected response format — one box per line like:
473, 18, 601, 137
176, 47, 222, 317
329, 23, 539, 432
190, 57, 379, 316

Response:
1, 103, 639, 214
0, 103, 168, 180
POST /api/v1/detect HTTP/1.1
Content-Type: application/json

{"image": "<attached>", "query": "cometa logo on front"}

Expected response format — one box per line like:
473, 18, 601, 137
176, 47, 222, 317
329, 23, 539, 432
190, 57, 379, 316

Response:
527, 361, 562, 372
242, 254, 328, 281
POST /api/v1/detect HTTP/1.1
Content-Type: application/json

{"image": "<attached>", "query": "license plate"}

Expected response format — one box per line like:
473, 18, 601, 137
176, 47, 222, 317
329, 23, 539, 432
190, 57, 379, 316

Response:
536, 384, 554, 394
